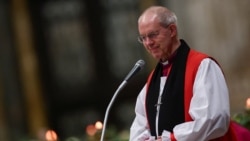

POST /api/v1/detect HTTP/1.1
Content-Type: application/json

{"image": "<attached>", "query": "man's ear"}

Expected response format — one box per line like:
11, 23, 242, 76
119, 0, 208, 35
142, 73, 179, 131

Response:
169, 24, 178, 37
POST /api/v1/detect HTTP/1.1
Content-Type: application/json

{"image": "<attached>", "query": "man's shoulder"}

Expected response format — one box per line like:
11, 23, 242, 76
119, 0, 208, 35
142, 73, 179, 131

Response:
188, 49, 209, 61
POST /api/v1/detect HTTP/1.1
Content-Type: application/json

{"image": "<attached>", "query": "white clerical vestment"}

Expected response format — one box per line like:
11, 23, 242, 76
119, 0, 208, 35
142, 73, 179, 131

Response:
130, 58, 230, 141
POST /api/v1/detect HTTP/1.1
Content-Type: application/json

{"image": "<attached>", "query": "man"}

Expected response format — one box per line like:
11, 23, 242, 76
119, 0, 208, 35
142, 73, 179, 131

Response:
129, 6, 232, 141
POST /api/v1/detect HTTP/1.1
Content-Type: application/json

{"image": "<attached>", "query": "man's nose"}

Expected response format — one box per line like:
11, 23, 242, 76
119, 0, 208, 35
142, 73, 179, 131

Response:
144, 37, 154, 45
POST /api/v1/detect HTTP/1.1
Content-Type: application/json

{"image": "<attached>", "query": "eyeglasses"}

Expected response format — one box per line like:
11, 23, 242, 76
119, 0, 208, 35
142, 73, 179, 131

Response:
137, 30, 160, 43
137, 24, 172, 43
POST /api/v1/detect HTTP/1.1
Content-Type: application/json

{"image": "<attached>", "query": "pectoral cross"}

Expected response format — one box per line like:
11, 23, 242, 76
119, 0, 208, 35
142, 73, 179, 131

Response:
155, 96, 162, 110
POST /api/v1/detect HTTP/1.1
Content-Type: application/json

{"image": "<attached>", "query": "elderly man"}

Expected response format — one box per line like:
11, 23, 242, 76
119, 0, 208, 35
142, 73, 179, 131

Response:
129, 6, 235, 141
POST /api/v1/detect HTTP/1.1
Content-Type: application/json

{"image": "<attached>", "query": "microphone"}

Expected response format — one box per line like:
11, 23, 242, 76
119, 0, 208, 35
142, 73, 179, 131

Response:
100, 59, 145, 141
124, 59, 145, 82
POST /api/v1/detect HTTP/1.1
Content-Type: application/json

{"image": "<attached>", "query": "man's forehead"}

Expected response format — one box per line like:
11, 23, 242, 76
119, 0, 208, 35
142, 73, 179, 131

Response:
139, 12, 158, 24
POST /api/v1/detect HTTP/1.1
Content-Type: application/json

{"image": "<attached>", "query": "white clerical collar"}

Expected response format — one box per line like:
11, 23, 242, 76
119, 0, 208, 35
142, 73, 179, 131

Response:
161, 60, 169, 66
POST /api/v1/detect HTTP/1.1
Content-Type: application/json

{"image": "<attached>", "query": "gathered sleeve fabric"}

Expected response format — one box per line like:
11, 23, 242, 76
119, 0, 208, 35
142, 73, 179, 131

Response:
173, 58, 230, 141
129, 58, 230, 141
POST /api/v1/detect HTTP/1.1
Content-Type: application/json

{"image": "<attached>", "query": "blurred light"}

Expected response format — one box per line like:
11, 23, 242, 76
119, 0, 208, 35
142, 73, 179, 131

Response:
86, 124, 97, 136
246, 98, 250, 110
45, 130, 58, 141
95, 121, 103, 130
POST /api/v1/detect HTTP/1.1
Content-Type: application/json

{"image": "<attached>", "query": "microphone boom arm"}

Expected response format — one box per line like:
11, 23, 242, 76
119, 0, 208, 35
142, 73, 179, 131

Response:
99, 59, 145, 141
100, 80, 128, 141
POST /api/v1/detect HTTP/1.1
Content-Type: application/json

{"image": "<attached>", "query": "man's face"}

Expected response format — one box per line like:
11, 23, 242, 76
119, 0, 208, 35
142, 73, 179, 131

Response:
138, 18, 173, 62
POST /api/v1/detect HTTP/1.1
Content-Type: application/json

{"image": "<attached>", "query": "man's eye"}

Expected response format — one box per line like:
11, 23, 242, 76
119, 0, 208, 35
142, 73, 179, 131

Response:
141, 36, 146, 40
148, 33, 157, 38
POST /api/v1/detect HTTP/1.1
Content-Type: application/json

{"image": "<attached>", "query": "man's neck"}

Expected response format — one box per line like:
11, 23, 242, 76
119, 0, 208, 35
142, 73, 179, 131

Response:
160, 39, 181, 62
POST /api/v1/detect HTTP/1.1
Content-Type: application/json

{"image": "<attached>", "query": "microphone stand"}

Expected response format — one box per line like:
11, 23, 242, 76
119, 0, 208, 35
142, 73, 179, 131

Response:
100, 80, 128, 141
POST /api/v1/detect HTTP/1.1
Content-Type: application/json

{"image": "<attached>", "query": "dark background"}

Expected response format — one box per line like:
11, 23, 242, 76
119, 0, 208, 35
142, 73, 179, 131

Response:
0, 0, 167, 140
